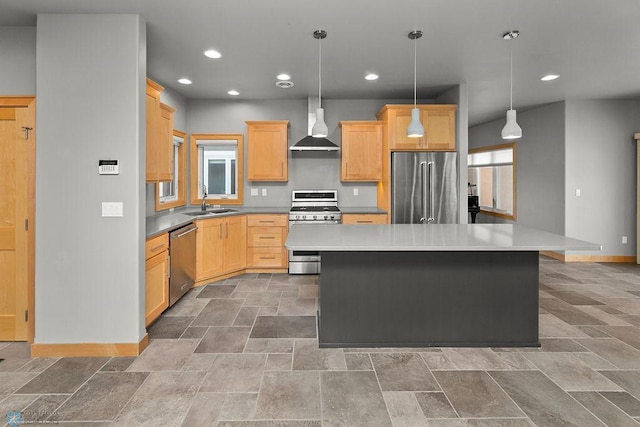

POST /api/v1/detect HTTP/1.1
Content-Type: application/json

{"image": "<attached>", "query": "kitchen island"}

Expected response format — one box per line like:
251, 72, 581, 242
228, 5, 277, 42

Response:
285, 224, 600, 348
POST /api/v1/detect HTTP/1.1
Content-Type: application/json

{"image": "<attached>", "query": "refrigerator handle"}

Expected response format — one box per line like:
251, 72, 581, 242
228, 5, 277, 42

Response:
427, 161, 435, 223
419, 161, 427, 223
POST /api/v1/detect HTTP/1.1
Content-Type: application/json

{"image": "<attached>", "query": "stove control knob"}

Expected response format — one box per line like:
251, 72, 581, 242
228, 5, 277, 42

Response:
313, 215, 317, 220
324, 215, 328, 220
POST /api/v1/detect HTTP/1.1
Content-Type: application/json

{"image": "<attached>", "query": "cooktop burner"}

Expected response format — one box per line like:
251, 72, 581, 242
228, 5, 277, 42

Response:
290, 206, 340, 212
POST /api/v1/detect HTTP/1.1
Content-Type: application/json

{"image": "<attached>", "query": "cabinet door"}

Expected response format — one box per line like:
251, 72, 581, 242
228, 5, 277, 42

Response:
145, 250, 169, 326
223, 215, 247, 272
247, 121, 289, 181
342, 214, 388, 224
195, 218, 224, 280
157, 103, 175, 181
389, 108, 423, 150
424, 107, 456, 151
341, 122, 383, 181
145, 82, 162, 182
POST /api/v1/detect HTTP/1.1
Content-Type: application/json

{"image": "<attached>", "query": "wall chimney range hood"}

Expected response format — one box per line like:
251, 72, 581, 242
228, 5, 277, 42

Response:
290, 98, 339, 151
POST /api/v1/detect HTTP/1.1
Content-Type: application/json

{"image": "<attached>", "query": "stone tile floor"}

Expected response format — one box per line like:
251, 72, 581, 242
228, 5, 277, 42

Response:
1, 256, 640, 426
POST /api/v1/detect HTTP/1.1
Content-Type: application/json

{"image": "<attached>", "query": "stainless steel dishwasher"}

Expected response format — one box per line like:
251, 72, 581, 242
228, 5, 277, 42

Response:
169, 223, 197, 306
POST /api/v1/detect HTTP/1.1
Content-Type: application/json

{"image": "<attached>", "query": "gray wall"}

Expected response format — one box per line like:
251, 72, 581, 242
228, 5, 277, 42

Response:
0, 27, 36, 95
35, 14, 146, 344
469, 102, 566, 235
185, 97, 434, 209
565, 100, 639, 257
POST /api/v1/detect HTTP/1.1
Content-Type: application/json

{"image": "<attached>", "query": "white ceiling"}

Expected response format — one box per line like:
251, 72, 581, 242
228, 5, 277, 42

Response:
1, 0, 639, 126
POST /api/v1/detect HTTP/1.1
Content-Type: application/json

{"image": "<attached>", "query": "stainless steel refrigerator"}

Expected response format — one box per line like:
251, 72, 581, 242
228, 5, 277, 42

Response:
391, 152, 459, 224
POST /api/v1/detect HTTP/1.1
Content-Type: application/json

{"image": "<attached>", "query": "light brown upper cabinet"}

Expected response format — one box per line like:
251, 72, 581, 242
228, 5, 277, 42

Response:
146, 78, 174, 182
376, 104, 456, 151
339, 121, 383, 181
246, 121, 289, 181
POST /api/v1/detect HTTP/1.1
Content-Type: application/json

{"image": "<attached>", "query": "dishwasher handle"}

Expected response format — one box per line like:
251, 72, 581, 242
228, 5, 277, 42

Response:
170, 224, 197, 239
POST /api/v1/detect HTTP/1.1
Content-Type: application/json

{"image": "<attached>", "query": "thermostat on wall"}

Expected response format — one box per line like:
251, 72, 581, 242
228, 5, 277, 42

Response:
98, 160, 119, 175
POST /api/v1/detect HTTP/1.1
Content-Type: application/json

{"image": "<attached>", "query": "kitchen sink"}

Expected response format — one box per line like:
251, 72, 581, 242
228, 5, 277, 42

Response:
184, 208, 237, 216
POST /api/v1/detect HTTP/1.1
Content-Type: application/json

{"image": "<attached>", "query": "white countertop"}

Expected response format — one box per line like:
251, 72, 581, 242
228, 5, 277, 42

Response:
285, 223, 601, 252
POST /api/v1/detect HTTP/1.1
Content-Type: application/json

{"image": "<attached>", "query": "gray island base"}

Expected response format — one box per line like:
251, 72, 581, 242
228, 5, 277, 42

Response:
286, 224, 601, 348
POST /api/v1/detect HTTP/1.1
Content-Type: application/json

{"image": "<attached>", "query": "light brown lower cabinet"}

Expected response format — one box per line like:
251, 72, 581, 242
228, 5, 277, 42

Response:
195, 215, 247, 283
247, 214, 288, 269
145, 233, 169, 326
342, 213, 388, 224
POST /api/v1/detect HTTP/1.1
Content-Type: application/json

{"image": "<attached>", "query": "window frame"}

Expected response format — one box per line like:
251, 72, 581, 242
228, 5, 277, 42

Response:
189, 133, 244, 206
155, 130, 186, 211
468, 142, 517, 221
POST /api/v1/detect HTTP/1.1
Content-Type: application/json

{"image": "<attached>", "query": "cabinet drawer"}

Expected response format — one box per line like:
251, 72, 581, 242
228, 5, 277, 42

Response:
145, 233, 169, 260
342, 214, 388, 225
247, 214, 288, 227
248, 227, 284, 247
248, 247, 286, 268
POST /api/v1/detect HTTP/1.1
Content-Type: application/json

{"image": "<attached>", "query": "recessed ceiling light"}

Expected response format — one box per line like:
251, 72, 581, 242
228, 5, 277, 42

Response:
365, 73, 379, 81
541, 74, 560, 81
177, 78, 192, 85
227, 90, 240, 96
276, 73, 291, 81
204, 49, 222, 59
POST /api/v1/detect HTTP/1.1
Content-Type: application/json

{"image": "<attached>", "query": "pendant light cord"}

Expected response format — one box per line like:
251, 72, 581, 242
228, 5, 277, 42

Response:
509, 39, 513, 110
318, 36, 322, 109
413, 34, 417, 107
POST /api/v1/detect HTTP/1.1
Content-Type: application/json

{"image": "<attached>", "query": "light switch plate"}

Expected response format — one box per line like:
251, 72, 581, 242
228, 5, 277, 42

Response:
353, 188, 359, 196
102, 202, 123, 217
251, 188, 258, 196
261, 188, 267, 196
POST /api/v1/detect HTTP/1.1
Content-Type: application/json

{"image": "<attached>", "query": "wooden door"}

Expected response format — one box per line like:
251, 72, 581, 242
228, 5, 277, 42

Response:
195, 218, 224, 280
0, 98, 35, 342
223, 216, 247, 272
341, 122, 382, 181
389, 108, 423, 150
424, 107, 456, 151
246, 121, 288, 181
145, 250, 169, 326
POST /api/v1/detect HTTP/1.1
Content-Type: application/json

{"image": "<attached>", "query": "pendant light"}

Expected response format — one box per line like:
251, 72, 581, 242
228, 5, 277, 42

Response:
407, 30, 424, 138
311, 30, 329, 138
501, 30, 522, 139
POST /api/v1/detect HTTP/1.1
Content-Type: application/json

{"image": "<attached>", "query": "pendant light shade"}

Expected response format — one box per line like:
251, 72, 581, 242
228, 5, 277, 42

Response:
407, 30, 424, 138
502, 30, 522, 140
312, 107, 328, 137
501, 109, 522, 139
311, 30, 329, 138
407, 108, 424, 137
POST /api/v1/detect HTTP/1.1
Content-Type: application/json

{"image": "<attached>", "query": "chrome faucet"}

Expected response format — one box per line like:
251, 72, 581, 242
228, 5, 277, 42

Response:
201, 185, 207, 211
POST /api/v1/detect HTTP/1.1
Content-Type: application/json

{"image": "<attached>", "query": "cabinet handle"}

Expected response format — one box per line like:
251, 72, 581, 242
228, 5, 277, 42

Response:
219, 224, 222, 239
226, 222, 229, 239
260, 256, 276, 260
357, 220, 373, 223
149, 244, 164, 252
259, 236, 275, 239
259, 220, 275, 224
281, 162, 284, 177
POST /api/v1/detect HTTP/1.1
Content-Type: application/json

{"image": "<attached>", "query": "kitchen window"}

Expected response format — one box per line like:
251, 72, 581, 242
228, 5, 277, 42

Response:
468, 143, 516, 220
189, 133, 244, 205
155, 130, 186, 210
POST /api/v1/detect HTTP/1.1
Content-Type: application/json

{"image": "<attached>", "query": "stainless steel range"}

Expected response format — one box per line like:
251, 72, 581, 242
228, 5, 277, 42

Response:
288, 190, 341, 274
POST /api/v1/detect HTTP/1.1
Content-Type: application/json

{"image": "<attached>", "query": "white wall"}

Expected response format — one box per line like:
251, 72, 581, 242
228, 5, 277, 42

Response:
469, 102, 566, 235
35, 14, 146, 344
565, 100, 640, 257
0, 27, 36, 95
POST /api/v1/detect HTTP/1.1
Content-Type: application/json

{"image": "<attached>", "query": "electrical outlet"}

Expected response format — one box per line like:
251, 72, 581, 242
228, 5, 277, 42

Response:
261, 188, 267, 196
353, 188, 359, 196
575, 189, 581, 197
251, 188, 258, 196
622, 236, 628, 244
